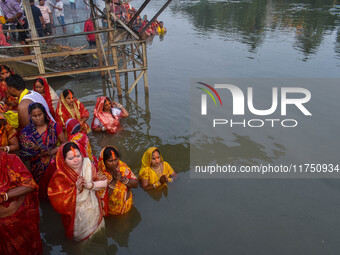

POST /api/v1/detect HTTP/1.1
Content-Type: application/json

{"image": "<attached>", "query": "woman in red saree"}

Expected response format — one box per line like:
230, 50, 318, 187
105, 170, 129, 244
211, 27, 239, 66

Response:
98, 146, 138, 216
0, 150, 43, 255
65, 118, 98, 166
56, 89, 91, 134
92, 96, 129, 133
48, 142, 107, 241
0, 113, 18, 153
33, 77, 58, 118
19, 103, 66, 199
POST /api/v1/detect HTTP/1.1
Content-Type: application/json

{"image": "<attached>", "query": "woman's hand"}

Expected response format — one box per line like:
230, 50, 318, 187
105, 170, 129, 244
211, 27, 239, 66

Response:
40, 149, 48, 157
159, 175, 167, 184
84, 181, 94, 190
76, 177, 85, 191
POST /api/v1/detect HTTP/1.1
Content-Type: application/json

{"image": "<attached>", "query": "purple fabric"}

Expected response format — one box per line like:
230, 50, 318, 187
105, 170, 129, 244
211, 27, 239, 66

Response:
0, 0, 23, 19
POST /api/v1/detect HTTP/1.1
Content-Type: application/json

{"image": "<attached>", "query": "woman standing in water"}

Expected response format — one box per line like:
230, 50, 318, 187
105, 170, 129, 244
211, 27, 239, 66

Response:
48, 142, 107, 241
56, 89, 91, 134
98, 146, 138, 216
139, 147, 176, 191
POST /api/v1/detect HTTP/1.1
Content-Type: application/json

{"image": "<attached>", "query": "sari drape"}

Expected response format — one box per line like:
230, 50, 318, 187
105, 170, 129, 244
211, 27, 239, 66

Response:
33, 77, 58, 118
66, 118, 98, 166
0, 114, 16, 147
91, 96, 120, 133
138, 147, 174, 188
98, 147, 137, 216
56, 93, 91, 134
48, 145, 104, 241
0, 151, 42, 255
19, 119, 58, 183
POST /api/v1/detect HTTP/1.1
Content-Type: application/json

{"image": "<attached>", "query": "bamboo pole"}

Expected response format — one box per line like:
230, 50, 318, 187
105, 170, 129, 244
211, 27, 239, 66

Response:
111, 40, 143, 46
25, 29, 116, 42
116, 67, 146, 73
127, 71, 144, 95
140, 0, 174, 34
127, 0, 151, 26
0, 49, 98, 63
23, 66, 116, 80
22, 0, 45, 74
111, 14, 139, 40
89, 0, 104, 78
142, 42, 149, 94
131, 44, 137, 80
121, 45, 128, 92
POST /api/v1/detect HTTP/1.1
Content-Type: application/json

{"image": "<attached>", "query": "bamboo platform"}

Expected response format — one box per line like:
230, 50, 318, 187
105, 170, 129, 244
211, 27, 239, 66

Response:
0, 0, 173, 97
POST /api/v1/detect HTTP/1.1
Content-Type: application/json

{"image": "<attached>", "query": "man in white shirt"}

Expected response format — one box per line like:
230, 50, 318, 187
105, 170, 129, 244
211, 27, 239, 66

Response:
52, 0, 65, 33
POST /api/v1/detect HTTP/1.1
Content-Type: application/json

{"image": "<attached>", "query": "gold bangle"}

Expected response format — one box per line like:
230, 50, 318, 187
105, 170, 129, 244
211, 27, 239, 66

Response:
90, 181, 95, 190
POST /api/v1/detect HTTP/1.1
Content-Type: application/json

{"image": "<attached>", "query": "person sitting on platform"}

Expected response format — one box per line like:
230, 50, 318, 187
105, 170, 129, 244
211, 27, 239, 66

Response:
56, 89, 91, 134
6, 74, 55, 130
91, 96, 129, 134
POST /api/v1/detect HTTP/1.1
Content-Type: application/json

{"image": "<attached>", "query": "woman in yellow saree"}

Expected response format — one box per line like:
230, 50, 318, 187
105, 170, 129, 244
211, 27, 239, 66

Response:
139, 147, 175, 191
98, 146, 138, 216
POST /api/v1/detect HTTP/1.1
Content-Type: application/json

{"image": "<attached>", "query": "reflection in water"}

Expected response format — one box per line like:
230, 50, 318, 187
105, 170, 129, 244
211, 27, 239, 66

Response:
172, 0, 339, 57
191, 132, 286, 166
105, 207, 141, 248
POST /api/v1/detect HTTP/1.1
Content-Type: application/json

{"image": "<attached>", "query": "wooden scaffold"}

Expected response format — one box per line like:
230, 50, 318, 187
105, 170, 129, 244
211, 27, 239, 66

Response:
0, 0, 173, 98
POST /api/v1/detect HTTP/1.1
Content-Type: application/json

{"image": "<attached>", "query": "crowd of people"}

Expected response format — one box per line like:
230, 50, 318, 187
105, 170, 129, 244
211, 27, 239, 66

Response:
0, 0, 167, 51
0, 64, 176, 254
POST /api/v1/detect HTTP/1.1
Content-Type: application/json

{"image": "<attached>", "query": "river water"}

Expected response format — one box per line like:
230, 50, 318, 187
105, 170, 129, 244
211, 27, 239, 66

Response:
34, 0, 340, 254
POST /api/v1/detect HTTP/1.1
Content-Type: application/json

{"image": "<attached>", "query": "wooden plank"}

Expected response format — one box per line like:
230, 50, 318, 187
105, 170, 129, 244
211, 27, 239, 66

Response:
22, 0, 45, 74
111, 14, 139, 40
26, 29, 116, 42
127, 71, 144, 95
0, 55, 35, 62
142, 42, 149, 93
140, 0, 174, 34
23, 66, 116, 80
127, 0, 152, 26
116, 67, 146, 73
111, 40, 143, 47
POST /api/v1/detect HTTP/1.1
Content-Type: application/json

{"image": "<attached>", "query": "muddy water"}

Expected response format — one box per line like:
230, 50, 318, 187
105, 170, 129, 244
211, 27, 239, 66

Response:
13, 0, 340, 254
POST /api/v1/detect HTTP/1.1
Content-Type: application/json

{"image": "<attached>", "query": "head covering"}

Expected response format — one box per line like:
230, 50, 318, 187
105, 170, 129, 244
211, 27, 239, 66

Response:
33, 77, 56, 118
66, 118, 98, 166
56, 92, 91, 134
91, 96, 120, 133
141, 147, 163, 168
65, 118, 81, 136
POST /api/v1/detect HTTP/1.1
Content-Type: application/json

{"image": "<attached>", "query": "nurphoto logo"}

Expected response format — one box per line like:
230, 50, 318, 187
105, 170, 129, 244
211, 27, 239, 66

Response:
197, 82, 312, 128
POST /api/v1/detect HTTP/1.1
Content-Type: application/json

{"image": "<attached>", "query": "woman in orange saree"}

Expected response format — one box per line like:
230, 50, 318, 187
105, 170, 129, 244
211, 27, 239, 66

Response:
0, 113, 18, 153
98, 146, 138, 216
56, 89, 91, 134
91, 96, 129, 133
0, 150, 43, 255
65, 118, 98, 166
139, 147, 176, 191
48, 142, 107, 241
33, 77, 58, 118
